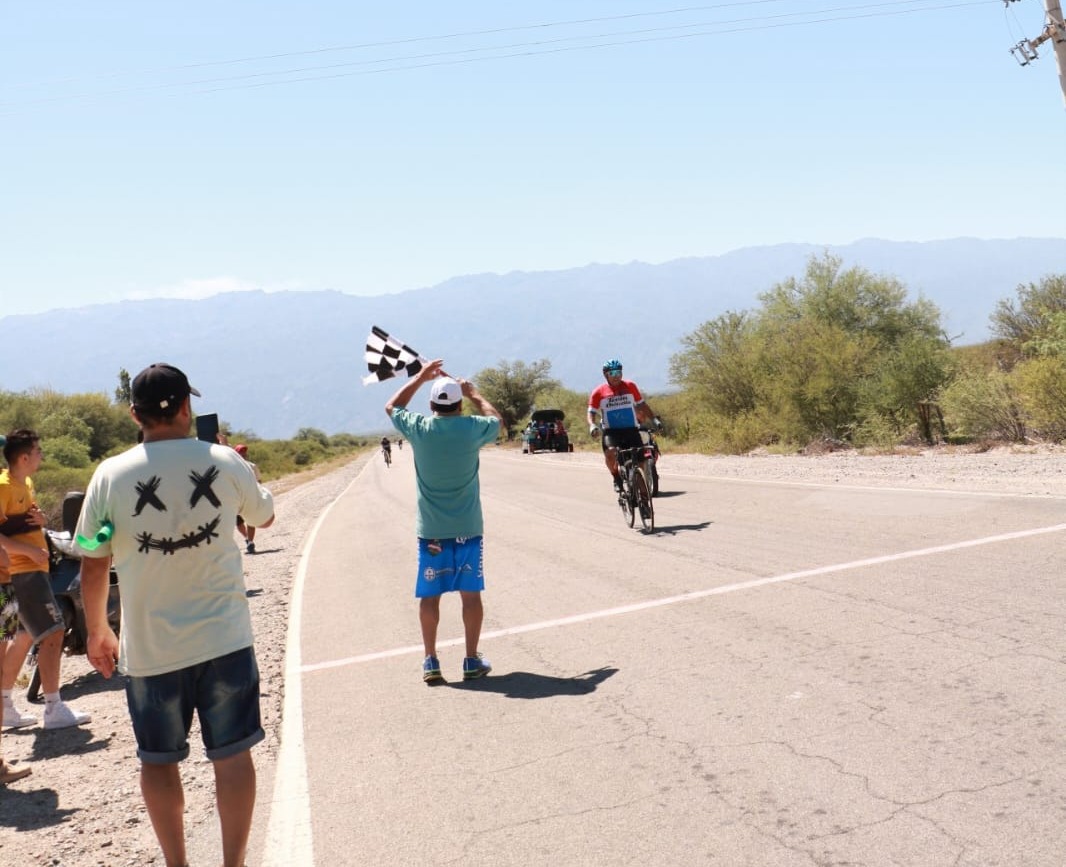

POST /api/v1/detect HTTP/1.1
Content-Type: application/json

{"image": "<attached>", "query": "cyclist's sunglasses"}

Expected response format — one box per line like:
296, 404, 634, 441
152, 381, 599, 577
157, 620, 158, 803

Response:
605, 367, 623, 375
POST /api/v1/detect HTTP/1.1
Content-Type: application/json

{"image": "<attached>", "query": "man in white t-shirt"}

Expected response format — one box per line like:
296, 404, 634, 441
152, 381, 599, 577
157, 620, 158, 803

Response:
78, 363, 274, 867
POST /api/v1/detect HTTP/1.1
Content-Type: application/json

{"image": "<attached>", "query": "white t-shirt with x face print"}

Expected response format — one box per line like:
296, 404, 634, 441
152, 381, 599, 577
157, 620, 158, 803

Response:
77, 438, 274, 677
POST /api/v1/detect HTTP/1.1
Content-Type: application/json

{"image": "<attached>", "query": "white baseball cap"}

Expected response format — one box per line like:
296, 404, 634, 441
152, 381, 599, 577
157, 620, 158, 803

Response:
430, 378, 462, 408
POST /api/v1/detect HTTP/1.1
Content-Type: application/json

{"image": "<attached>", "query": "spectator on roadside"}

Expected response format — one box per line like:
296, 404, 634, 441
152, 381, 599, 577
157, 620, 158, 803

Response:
385, 359, 501, 684
234, 443, 262, 554
77, 362, 275, 867
0, 543, 31, 783
0, 429, 91, 731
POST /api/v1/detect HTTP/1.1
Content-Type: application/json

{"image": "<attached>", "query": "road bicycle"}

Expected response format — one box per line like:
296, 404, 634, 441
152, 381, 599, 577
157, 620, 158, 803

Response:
382, 446, 392, 467
639, 426, 661, 496
614, 445, 655, 532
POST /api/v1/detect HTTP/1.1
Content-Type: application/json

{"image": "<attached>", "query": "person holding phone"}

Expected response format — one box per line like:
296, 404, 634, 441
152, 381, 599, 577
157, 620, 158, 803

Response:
77, 363, 275, 867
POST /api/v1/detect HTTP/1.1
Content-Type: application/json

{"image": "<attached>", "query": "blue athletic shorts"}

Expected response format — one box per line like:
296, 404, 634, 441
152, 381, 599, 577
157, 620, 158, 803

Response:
415, 536, 485, 598
125, 646, 265, 764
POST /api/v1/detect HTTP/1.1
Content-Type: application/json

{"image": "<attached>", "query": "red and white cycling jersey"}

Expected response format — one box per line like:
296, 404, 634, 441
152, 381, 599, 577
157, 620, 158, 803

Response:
588, 380, 644, 429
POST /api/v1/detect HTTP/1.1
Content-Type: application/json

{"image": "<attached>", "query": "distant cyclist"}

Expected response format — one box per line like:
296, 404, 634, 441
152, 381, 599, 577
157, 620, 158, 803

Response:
381, 436, 392, 466
588, 358, 661, 492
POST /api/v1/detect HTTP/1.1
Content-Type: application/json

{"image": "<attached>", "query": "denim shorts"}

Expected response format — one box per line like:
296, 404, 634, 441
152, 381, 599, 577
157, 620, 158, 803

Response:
0, 584, 19, 641
415, 536, 485, 598
125, 646, 265, 764
11, 570, 64, 644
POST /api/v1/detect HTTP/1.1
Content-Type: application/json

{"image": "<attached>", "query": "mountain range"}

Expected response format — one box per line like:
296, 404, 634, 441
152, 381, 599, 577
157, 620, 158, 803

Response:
4, 237, 1064, 439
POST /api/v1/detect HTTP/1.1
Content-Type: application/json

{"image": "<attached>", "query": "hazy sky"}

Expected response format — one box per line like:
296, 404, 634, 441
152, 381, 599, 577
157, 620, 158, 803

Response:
2, 1, 1064, 318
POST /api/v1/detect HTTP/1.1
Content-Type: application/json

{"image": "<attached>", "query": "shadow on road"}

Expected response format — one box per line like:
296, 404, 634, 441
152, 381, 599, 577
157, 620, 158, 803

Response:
651, 521, 712, 535
653, 490, 685, 498
0, 784, 80, 830
26, 725, 114, 762
447, 666, 618, 699
27, 667, 126, 704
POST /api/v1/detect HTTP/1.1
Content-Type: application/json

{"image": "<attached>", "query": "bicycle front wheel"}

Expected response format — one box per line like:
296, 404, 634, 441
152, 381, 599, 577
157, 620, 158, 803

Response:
634, 465, 654, 532
622, 468, 636, 527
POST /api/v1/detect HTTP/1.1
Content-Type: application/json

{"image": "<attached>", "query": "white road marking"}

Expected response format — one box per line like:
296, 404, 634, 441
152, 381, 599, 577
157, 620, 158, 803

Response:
269, 451, 1066, 865
301, 521, 1066, 674
262, 470, 366, 867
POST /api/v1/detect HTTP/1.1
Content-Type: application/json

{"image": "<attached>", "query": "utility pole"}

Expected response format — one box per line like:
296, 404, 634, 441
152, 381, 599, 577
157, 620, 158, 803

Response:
1007, 0, 1066, 106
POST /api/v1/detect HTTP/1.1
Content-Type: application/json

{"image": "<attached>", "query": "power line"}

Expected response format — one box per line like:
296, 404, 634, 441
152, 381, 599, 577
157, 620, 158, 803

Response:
0, 1, 821, 88
0, 0, 996, 110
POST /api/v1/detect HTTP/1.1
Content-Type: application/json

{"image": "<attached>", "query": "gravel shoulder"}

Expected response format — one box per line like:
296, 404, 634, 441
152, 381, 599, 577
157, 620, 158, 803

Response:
0, 453, 373, 867
3, 443, 1065, 865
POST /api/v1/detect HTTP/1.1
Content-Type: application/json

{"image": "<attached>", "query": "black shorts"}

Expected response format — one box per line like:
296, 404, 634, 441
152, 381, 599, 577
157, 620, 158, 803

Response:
601, 428, 644, 451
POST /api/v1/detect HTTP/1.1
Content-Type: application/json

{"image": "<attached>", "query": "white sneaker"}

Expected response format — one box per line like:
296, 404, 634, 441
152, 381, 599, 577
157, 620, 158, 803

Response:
2, 702, 37, 729
42, 700, 91, 730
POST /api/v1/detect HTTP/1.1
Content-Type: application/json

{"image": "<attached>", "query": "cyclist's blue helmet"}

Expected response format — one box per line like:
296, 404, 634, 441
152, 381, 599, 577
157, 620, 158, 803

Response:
602, 358, 623, 374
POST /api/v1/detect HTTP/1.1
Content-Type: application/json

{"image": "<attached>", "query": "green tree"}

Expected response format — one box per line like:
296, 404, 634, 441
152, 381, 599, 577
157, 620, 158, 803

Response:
42, 434, 92, 468
474, 359, 560, 435
295, 427, 330, 447
669, 253, 950, 449
67, 393, 139, 458
856, 333, 954, 444
38, 409, 92, 446
756, 254, 947, 442
115, 368, 132, 405
669, 311, 758, 417
991, 274, 1066, 359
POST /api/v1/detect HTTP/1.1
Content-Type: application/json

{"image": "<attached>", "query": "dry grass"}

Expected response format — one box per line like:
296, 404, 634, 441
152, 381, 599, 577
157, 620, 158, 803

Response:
265, 451, 368, 495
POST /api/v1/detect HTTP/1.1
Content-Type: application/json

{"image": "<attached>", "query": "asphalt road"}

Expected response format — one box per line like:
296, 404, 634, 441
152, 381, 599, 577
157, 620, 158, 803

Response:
262, 447, 1066, 867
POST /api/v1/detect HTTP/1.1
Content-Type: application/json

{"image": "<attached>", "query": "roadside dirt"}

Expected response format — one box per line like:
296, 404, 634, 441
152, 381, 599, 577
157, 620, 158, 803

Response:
0, 454, 371, 867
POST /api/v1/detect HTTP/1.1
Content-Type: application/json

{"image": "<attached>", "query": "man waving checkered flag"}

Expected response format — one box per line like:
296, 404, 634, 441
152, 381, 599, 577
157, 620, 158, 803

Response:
363, 325, 427, 385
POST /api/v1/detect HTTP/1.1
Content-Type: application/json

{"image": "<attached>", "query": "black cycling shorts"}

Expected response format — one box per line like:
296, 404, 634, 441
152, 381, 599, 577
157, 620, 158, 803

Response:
601, 428, 644, 452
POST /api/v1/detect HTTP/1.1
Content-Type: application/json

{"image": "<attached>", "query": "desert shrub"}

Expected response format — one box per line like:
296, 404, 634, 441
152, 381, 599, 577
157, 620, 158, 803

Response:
34, 466, 93, 526
671, 253, 950, 449
329, 433, 363, 448
38, 410, 92, 446
939, 368, 1026, 442
1014, 356, 1066, 440
43, 435, 92, 468
295, 427, 330, 447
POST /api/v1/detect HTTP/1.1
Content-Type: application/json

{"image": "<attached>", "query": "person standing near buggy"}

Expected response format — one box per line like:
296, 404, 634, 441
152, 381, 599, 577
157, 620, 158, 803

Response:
0, 429, 91, 731
233, 443, 262, 554
587, 358, 661, 492
0, 542, 32, 782
386, 359, 502, 684
77, 363, 275, 867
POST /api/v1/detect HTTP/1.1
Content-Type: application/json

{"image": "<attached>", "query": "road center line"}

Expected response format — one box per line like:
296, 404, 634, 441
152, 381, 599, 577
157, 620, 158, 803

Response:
301, 521, 1066, 675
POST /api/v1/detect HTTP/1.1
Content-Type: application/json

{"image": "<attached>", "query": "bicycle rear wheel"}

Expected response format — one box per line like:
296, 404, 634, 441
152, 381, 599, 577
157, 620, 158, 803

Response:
634, 465, 654, 531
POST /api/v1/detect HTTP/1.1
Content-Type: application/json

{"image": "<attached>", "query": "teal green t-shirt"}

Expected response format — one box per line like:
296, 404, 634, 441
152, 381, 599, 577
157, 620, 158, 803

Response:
390, 408, 500, 539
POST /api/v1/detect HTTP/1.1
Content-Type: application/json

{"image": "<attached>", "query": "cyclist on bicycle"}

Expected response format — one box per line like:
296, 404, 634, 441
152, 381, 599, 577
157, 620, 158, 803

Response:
381, 436, 392, 464
587, 358, 661, 492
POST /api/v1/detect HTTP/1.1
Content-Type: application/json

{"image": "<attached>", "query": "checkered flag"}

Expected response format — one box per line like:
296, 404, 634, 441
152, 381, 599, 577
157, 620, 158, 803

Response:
363, 325, 428, 385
